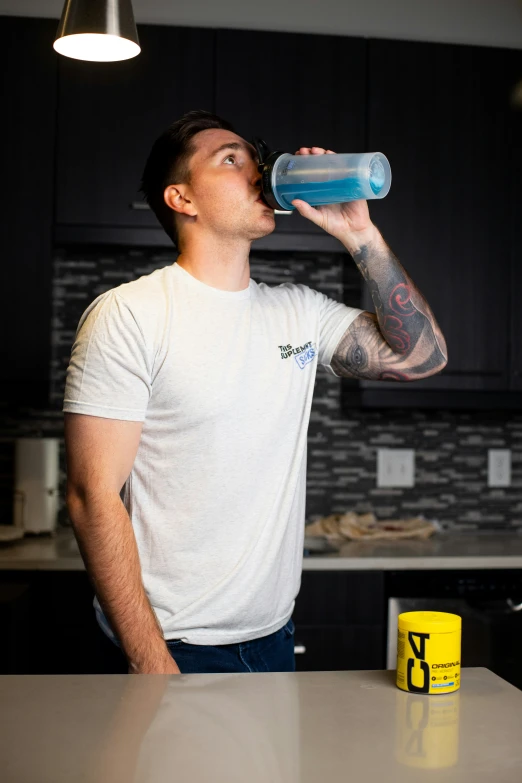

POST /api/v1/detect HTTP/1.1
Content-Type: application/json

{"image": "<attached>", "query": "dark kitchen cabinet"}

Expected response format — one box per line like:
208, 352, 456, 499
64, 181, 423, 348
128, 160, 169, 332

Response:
0, 17, 57, 407
55, 25, 214, 244
0, 578, 33, 673
293, 571, 386, 671
215, 29, 367, 239
0, 567, 385, 674
350, 40, 522, 405
292, 626, 384, 671
509, 51, 522, 391
0, 570, 126, 675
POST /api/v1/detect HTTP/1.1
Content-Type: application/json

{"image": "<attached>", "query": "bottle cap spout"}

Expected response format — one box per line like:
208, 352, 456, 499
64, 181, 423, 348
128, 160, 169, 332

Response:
251, 136, 288, 210
252, 137, 271, 171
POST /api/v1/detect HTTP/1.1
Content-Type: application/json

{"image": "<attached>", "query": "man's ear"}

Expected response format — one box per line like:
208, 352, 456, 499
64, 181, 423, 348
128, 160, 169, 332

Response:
164, 184, 197, 217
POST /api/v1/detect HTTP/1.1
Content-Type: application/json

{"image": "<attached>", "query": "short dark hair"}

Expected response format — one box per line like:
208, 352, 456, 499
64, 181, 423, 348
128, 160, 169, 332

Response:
139, 110, 235, 249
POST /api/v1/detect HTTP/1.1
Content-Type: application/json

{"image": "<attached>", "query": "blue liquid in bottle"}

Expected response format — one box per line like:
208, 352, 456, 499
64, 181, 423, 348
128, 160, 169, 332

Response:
274, 155, 387, 210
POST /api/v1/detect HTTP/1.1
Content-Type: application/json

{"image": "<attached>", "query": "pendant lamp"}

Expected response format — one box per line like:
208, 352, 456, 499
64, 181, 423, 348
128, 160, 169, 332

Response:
54, 0, 140, 62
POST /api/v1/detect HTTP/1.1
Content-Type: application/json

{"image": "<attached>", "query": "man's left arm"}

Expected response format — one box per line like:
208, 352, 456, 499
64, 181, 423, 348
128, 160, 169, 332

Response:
291, 146, 448, 382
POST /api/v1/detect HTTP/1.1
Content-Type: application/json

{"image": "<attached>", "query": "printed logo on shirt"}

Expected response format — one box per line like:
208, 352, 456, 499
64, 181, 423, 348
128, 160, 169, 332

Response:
278, 341, 317, 369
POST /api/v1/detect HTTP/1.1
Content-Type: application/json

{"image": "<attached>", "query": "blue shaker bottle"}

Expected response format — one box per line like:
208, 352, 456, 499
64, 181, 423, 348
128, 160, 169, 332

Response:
253, 138, 391, 211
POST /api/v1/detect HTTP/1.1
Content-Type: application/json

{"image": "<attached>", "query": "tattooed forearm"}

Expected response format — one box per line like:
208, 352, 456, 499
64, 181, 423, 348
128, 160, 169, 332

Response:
331, 311, 445, 381
332, 228, 448, 382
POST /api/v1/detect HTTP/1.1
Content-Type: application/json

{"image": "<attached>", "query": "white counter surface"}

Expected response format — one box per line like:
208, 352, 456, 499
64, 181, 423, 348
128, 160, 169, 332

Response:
1, 527, 522, 570
303, 531, 522, 570
0, 667, 520, 782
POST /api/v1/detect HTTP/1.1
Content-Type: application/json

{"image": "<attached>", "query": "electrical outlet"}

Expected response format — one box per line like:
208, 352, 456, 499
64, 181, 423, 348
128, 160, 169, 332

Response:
488, 449, 511, 487
377, 448, 415, 488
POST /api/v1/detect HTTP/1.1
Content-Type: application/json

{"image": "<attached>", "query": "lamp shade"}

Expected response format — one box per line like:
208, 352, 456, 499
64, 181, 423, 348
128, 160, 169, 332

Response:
54, 0, 140, 62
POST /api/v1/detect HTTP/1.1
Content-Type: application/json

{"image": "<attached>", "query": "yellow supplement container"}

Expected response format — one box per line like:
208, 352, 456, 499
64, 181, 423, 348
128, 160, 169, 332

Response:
396, 611, 461, 695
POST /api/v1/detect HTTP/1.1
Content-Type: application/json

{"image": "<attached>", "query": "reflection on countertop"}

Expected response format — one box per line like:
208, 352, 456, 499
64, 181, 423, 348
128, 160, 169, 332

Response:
1, 527, 522, 571
0, 668, 521, 782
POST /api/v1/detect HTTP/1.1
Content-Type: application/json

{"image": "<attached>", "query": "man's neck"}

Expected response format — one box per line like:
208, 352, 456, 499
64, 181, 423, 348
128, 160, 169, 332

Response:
175, 234, 251, 292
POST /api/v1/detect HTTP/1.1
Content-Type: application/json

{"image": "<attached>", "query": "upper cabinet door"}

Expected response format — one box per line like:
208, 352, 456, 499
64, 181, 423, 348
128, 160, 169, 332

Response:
55, 25, 214, 229
0, 17, 57, 407
215, 29, 367, 234
508, 51, 522, 391
361, 40, 515, 391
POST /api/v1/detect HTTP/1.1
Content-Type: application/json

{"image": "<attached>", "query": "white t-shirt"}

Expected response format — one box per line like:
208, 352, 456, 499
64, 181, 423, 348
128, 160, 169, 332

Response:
63, 262, 363, 644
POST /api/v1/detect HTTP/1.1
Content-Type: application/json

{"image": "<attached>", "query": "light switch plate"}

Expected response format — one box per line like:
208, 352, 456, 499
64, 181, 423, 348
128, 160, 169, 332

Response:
377, 448, 415, 488
488, 449, 511, 487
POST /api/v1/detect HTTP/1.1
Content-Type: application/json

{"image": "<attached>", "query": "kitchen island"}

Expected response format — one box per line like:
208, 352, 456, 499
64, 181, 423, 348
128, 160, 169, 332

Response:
0, 667, 520, 782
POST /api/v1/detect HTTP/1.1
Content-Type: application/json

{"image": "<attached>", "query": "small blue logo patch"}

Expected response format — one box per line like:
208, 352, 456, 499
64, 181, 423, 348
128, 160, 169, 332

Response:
295, 344, 317, 370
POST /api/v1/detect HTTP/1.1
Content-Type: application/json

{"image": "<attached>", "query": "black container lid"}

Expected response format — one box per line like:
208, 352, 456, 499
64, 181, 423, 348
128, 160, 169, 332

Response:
252, 137, 288, 210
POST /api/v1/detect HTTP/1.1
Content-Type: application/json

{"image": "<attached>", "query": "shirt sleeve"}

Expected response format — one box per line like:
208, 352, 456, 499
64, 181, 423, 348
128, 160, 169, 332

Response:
313, 289, 365, 376
62, 290, 152, 421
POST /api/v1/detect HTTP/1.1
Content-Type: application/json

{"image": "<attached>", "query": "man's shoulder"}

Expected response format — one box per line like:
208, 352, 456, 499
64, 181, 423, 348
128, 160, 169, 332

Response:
78, 265, 172, 340
113, 264, 172, 309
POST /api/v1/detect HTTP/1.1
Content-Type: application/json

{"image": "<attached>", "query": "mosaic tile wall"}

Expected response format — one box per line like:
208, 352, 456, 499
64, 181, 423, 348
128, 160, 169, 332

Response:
0, 245, 521, 532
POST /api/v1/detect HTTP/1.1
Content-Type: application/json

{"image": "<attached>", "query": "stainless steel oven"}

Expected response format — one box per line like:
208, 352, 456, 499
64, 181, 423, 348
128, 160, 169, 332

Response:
385, 571, 522, 690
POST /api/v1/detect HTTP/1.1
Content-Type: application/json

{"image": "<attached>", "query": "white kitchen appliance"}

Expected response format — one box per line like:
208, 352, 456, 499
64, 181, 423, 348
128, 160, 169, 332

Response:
11, 438, 60, 535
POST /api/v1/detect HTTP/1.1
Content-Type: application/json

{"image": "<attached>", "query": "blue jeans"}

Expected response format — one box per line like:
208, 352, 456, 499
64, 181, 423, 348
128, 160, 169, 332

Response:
165, 618, 296, 674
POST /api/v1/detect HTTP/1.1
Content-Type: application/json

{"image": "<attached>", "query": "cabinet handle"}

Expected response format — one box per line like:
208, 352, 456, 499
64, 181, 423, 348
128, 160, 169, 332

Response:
294, 645, 306, 654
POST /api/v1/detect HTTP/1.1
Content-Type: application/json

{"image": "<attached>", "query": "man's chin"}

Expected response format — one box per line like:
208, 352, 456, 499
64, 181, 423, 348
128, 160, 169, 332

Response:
249, 216, 276, 241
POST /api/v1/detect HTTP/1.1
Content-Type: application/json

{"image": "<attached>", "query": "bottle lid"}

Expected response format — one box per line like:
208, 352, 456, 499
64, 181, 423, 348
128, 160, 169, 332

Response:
252, 136, 289, 210
398, 611, 461, 634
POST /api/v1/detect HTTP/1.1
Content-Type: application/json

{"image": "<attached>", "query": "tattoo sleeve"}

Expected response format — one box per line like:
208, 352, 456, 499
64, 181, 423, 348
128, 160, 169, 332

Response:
331, 231, 448, 381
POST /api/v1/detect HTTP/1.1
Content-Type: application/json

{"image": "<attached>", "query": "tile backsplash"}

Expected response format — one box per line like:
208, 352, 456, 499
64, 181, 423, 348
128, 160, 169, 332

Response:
0, 245, 520, 532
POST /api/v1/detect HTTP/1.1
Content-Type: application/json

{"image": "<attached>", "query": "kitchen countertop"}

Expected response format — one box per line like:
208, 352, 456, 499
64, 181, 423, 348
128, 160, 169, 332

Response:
1, 527, 522, 570
303, 532, 522, 570
0, 667, 520, 782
